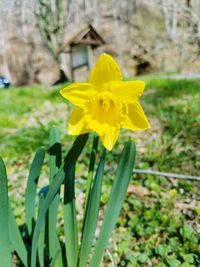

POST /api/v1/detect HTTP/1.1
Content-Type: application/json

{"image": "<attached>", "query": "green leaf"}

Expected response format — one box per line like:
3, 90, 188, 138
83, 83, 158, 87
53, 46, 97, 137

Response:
84, 135, 99, 214
0, 157, 13, 267
9, 204, 28, 267
31, 134, 88, 267
155, 264, 166, 267
48, 196, 62, 266
48, 128, 63, 266
38, 193, 45, 267
182, 254, 194, 263
25, 148, 46, 236
49, 127, 62, 182
90, 141, 136, 267
78, 149, 106, 267
63, 202, 77, 267
63, 134, 89, 267
179, 224, 194, 240
137, 252, 149, 263
155, 244, 169, 256
50, 250, 63, 267
180, 263, 193, 267
166, 256, 181, 267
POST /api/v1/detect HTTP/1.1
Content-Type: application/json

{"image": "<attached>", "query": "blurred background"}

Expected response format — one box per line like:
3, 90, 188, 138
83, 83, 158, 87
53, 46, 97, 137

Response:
0, 1, 200, 266
0, 0, 200, 85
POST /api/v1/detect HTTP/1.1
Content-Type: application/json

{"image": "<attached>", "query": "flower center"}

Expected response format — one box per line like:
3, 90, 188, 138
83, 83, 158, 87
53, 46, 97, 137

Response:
83, 91, 127, 135
101, 99, 111, 112
98, 92, 115, 113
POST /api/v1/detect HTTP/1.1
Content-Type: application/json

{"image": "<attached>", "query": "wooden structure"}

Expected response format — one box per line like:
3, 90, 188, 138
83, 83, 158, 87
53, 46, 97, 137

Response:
60, 24, 105, 80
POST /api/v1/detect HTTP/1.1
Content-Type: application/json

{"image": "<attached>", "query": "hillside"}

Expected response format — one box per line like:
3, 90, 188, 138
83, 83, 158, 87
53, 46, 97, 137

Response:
0, 0, 200, 85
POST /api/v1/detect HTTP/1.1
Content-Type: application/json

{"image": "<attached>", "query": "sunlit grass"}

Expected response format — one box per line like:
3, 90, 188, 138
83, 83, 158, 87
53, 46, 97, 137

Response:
0, 78, 200, 266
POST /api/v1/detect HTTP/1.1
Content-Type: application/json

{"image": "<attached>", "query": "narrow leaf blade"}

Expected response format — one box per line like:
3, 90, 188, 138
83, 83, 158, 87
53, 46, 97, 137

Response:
0, 157, 13, 267
63, 201, 78, 267
48, 128, 63, 266
25, 148, 45, 236
63, 134, 89, 267
37, 192, 46, 267
90, 141, 136, 267
31, 134, 88, 267
79, 149, 106, 267
49, 127, 62, 182
9, 204, 28, 267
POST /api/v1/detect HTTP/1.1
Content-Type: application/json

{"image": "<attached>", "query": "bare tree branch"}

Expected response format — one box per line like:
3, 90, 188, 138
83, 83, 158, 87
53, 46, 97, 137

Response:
133, 169, 200, 181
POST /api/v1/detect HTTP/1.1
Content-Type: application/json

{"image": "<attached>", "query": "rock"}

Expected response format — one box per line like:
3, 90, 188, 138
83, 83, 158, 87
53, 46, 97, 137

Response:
0, 0, 200, 85
32, 48, 60, 85
127, 185, 150, 198
5, 37, 33, 85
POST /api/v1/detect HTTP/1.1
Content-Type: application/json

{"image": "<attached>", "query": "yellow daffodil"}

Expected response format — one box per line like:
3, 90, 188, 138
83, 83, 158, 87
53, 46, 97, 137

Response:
60, 53, 150, 150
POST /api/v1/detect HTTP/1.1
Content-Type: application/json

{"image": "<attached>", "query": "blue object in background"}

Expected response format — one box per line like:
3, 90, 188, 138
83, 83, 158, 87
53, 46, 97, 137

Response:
0, 76, 10, 88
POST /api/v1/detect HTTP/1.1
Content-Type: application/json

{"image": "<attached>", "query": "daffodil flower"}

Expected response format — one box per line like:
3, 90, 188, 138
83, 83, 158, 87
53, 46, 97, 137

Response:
60, 53, 150, 150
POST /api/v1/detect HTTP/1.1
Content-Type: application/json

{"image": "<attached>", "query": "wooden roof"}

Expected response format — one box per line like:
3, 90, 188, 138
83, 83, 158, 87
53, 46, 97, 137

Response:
60, 24, 105, 53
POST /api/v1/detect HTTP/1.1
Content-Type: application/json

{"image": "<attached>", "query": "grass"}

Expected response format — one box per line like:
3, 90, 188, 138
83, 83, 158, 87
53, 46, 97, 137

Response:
0, 77, 200, 266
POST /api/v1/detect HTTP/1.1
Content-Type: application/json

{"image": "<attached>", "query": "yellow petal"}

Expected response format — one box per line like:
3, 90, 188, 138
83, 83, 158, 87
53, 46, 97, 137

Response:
88, 53, 122, 89
68, 107, 90, 135
111, 81, 145, 102
99, 128, 119, 151
60, 83, 97, 108
122, 102, 150, 130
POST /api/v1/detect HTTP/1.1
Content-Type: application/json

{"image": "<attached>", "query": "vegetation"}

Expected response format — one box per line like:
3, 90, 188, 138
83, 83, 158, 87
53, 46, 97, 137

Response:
0, 77, 200, 266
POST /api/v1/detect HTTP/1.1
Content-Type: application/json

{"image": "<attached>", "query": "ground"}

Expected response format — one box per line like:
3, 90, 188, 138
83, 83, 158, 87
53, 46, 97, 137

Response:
0, 77, 200, 266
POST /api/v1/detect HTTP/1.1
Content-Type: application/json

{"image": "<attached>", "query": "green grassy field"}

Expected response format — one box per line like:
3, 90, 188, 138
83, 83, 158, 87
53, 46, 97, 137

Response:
0, 78, 200, 266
